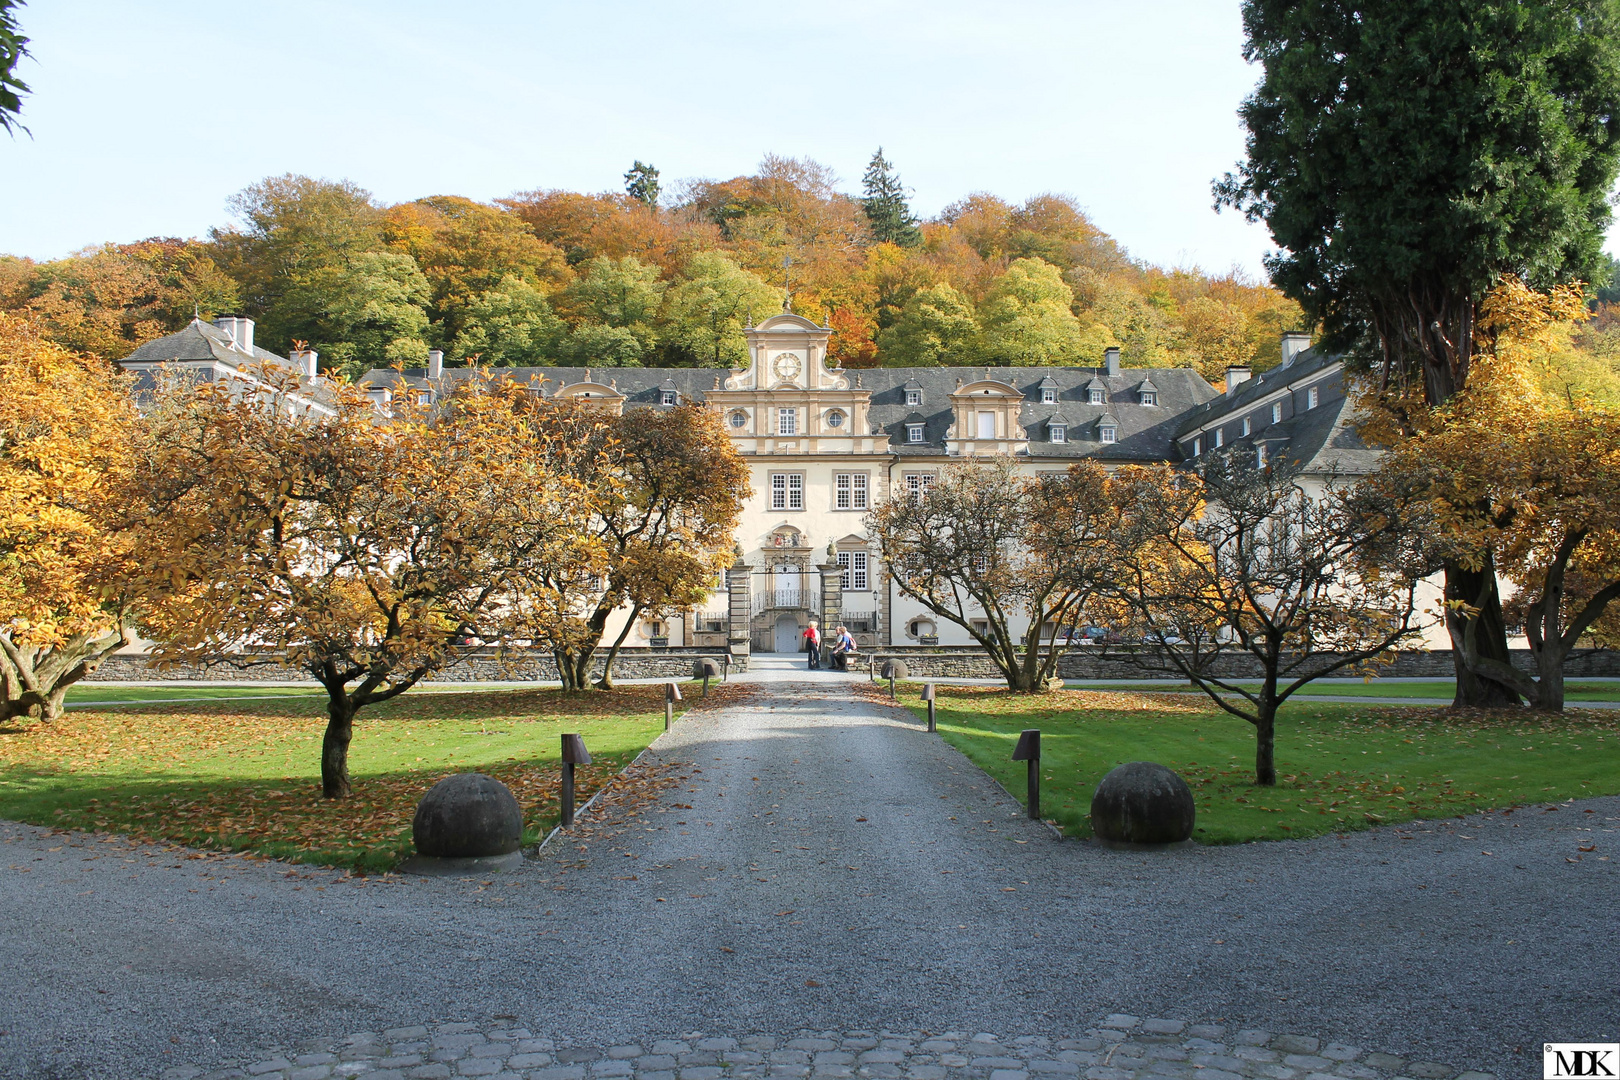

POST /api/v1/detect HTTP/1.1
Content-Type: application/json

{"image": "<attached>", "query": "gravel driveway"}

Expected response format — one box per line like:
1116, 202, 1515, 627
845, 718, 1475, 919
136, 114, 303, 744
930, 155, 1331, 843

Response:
1, 670, 1614, 1080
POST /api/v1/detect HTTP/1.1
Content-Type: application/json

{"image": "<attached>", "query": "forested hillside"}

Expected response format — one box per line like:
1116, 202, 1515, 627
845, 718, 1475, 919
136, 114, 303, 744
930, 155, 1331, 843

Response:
3, 150, 1617, 390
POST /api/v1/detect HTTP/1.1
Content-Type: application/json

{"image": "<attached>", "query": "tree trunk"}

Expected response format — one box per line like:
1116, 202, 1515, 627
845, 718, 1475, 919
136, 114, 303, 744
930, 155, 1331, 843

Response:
1444, 560, 1521, 708
1532, 639, 1566, 712
321, 694, 356, 799
595, 604, 641, 691
1254, 705, 1277, 787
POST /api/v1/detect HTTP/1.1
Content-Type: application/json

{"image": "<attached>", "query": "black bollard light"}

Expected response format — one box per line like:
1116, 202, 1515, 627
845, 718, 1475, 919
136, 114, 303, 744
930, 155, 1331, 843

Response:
663, 680, 682, 730
694, 658, 719, 699
560, 733, 592, 828
921, 682, 937, 732
880, 659, 908, 699
1011, 728, 1041, 821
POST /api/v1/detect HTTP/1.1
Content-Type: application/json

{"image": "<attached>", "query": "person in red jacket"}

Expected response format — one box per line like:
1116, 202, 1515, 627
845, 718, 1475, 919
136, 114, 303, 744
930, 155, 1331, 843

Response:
802, 620, 822, 670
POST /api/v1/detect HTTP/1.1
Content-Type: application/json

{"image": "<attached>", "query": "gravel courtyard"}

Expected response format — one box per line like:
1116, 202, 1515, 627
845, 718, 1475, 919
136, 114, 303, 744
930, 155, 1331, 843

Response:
1, 664, 1614, 1079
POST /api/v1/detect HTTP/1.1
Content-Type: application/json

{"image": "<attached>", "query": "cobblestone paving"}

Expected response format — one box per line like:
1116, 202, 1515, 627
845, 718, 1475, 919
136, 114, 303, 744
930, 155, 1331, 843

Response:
159, 1020, 1496, 1080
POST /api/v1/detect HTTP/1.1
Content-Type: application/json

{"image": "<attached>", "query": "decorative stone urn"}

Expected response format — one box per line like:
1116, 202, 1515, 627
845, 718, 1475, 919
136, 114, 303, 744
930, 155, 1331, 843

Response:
399, 772, 525, 875
1090, 761, 1196, 847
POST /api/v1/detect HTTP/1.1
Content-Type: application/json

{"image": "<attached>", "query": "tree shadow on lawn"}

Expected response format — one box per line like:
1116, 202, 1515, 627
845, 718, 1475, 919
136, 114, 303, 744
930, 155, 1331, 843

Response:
0, 682, 746, 871
901, 684, 1620, 845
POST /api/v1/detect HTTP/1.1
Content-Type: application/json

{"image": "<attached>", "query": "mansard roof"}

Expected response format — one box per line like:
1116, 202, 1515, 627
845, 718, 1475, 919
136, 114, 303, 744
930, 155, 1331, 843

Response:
358, 362, 1222, 461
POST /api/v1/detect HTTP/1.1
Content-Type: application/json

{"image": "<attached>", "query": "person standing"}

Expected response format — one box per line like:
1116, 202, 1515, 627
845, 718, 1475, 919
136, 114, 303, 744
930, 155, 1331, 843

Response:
803, 620, 822, 670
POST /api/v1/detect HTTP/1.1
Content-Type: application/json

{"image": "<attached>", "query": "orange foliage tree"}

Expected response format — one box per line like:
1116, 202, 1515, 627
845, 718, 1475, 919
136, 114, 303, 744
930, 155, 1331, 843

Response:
129, 370, 597, 797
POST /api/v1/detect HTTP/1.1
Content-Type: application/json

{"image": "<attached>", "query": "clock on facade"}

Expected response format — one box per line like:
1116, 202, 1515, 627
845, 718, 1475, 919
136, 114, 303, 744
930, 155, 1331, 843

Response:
773, 352, 803, 380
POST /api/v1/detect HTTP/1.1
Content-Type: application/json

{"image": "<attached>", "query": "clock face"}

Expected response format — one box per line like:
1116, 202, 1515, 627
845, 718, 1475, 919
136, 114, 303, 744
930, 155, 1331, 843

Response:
773, 352, 803, 380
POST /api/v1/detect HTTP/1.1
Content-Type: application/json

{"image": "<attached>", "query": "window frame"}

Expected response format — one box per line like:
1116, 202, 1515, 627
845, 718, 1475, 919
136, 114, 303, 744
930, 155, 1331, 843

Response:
1307, 386, 1320, 410
1214, 428, 1224, 448
1242, 416, 1252, 437
907, 424, 925, 443
905, 389, 922, 407
1271, 402, 1283, 424
1050, 423, 1067, 443
825, 409, 846, 429
769, 471, 805, 511
1139, 391, 1156, 406
1088, 388, 1105, 405
1041, 387, 1057, 404
1099, 424, 1117, 443
777, 407, 798, 436
903, 472, 936, 498
729, 409, 748, 429
834, 472, 869, 511
661, 390, 678, 406
836, 549, 870, 591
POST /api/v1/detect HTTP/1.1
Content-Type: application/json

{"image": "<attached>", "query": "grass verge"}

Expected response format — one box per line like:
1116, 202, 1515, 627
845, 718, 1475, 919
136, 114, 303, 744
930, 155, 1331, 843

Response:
1091, 679, 1620, 701
898, 684, 1620, 844
1, 682, 738, 871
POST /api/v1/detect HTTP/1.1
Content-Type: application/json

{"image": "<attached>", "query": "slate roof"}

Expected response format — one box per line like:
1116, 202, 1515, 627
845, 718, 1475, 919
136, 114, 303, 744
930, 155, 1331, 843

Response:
1175, 347, 1337, 437
121, 319, 289, 369
360, 363, 1223, 462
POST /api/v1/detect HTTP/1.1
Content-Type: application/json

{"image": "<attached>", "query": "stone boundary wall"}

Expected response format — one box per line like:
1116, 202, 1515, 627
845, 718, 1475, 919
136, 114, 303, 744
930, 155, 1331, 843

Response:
89, 647, 745, 684
864, 646, 1620, 681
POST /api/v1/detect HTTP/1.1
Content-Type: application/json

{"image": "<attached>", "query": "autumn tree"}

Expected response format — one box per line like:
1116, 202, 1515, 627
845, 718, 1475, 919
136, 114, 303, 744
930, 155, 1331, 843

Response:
861, 149, 921, 248
524, 403, 749, 691
1215, 0, 1620, 707
130, 370, 593, 797
1376, 280, 1620, 710
976, 258, 1085, 366
867, 459, 1118, 693
1106, 454, 1427, 786
877, 283, 980, 366
0, 315, 141, 721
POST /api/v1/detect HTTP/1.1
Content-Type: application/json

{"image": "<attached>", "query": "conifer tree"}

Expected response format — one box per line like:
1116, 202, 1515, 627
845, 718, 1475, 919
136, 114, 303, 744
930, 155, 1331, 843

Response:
861, 148, 921, 248
624, 161, 661, 210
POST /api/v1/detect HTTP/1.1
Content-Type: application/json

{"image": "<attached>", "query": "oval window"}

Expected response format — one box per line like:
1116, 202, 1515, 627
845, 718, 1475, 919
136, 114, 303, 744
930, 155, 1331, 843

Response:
826, 409, 845, 428
729, 410, 748, 429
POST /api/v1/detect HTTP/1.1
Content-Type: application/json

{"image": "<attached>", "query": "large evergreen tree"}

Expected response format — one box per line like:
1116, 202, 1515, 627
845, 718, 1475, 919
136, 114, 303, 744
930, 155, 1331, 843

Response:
0, 0, 28, 136
861, 148, 922, 247
1215, 0, 1620, 708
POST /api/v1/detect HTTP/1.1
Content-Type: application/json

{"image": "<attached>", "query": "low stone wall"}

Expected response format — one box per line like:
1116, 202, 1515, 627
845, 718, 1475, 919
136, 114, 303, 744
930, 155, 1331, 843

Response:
88, 647, 746, 683
864, 646, 1620, 681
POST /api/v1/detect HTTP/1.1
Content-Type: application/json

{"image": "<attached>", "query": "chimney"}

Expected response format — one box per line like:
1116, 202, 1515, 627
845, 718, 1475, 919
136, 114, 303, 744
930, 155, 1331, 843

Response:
290, 347, 318, 379
213, 316, 254, 354
1103, 346, 1121, 377
1280, 332, 1311, 367
427, 349, 444, 380
1225, 365, 1252, 394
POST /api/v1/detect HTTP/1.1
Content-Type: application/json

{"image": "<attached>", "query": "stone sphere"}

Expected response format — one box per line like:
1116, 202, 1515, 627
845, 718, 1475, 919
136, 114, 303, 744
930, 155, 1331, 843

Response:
881, 659, 908, 680
1090, 762, 1196, 845
412, 773, 523, 858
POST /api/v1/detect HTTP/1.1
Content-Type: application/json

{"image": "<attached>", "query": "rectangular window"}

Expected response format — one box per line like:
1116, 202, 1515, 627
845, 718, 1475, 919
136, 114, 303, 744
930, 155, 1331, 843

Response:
837, 550, 869, 591
1041, 388, 1056, 403
1192, 436, 1202, 456
904, 472, 935, 497
662, 391, 677, 405
1089, 389, 1105, 404
1242, 416, 1252, 437
834, 473, 868, 510
1050, 425, 1066, 443
1271, 402, 1283, 424
778, 408, 797, 435
1214, 428, 1224, 448
907, 424, 925, 443
770, 473, 804, 510
905, 389, 921, 406
977, 411, 996, 439
1257, 442, 1268, 467
1307, 386, 1320, 409
1140, 391, 1156, 406
1100, 426, 1117, 443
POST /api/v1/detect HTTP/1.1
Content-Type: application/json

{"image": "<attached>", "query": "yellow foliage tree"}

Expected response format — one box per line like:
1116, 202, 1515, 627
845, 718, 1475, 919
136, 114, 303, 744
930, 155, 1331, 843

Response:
0, 314, 141, 721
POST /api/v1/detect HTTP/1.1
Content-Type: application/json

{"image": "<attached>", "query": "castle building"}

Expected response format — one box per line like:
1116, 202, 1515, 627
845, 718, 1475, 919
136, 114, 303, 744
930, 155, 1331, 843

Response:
120, 314, 1369, 654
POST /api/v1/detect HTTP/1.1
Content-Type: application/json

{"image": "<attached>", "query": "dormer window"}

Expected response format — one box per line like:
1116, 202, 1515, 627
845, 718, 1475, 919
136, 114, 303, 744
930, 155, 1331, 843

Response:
905, 389, 922, 407
1050, 424, 1067, 443
661, 390, 678, 405
1139, 391, 1156, 406
1242, 416, 1252, 436
1099, 424, 1117, 443
907, 424, 925, 443
1307, 386, 1320, 409
1271, 402, 1283, 424
1089, 388, 1105, 405
1041, 387, 1057, 404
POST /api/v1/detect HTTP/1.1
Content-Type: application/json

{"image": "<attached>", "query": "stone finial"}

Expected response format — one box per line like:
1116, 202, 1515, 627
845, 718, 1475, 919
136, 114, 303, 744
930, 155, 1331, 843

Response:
827, 539, 838, 560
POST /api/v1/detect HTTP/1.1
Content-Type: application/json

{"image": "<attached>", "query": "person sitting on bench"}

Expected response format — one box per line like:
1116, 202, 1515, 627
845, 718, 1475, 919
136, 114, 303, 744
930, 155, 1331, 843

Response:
830, 625, 857, 671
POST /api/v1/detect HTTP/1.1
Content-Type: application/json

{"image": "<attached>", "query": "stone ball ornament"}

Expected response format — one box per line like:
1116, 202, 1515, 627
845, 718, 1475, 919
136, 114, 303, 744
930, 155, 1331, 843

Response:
401, 772, 525, 874
1089, 761, 1196, 846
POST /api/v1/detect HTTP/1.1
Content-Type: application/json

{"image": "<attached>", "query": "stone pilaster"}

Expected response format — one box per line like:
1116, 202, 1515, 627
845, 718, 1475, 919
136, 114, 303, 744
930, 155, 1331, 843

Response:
818, 560, 843, 638
727, 558, 752, 659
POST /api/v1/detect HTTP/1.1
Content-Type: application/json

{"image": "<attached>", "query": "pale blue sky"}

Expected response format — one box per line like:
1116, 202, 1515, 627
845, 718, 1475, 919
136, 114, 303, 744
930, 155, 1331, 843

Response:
5, 2, 1289, 276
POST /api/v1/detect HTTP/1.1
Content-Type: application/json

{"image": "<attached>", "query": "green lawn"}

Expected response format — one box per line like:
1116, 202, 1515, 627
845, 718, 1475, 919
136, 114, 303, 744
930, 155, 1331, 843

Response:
1067, 679, 1620, 701
1, 683, 717, 870
65, 685, 327, 705
906, 684, 1620, 844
